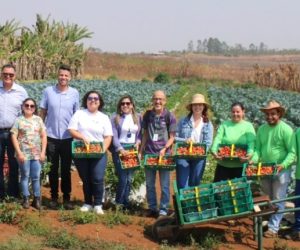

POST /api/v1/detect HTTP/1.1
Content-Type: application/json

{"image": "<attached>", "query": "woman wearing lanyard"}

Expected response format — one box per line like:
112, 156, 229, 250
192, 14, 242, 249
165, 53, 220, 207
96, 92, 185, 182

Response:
111, 95, 142, 209
68, 90, 112, 215
175, 94, 213, 188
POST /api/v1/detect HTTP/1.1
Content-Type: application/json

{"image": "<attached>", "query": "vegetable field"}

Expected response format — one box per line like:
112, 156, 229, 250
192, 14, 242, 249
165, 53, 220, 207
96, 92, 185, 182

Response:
21, 80, 179, 114
208, 85, 300, 129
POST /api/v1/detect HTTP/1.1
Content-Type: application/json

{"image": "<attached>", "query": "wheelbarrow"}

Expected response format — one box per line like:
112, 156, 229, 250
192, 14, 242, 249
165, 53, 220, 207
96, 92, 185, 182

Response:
152, 180, 300, 250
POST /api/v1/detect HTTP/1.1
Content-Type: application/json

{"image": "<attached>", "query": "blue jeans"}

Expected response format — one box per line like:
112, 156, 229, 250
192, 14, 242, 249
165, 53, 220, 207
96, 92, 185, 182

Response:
261, 169, 291, 233
19, 160, 41, 197
112, 151, 134, 207
0, 131, 19, 198
294, 179, 300, 231
74, 154, 107, 206
176, 158, 206, 189
145, 168, 170, 213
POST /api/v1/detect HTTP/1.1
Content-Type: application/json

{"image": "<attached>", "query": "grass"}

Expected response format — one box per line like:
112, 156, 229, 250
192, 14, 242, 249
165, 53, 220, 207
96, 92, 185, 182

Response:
59, 208, 99, 224
0, 236, 43, 250
0, 201, 22, 224
20, 214, 51, 237
100, 207, 132, 228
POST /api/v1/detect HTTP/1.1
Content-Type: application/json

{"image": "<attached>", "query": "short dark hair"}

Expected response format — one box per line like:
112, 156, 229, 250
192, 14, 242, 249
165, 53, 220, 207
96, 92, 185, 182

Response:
82, 90, 104, 111
2, 64, 16, 72
58, 64, 71, 72
231, 102, 245, 111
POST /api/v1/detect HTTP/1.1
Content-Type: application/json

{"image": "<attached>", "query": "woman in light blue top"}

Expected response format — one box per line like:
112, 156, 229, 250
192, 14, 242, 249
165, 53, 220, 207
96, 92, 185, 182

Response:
175, 94, 213, 189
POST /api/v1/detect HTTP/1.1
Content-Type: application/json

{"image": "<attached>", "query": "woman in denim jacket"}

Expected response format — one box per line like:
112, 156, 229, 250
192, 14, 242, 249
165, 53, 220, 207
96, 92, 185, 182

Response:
111, 95, 142, 209
175, 94, 213, 189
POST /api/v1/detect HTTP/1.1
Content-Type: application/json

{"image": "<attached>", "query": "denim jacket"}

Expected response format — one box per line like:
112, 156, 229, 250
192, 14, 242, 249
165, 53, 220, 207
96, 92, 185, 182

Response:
175, 116, 214, 149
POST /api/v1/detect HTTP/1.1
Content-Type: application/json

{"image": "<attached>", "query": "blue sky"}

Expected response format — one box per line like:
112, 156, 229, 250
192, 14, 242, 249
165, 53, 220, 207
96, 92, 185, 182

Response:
1, 0, 300, 53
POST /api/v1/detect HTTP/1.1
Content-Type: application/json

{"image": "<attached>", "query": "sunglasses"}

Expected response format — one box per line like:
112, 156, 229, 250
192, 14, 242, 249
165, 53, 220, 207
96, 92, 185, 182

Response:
121, 102, 131, 106
87, 96, 99, 101
2, 73, 15, 78
24, 104, 35, 108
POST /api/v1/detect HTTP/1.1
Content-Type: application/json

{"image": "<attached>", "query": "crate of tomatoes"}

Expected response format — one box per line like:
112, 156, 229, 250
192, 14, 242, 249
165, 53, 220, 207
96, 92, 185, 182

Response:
217, 144, 248, 160
72, 141, 104, 158
242, 162, 278, 178
119, 145, 141, 170
174, 142, 207, 159
143, 154, 176, 171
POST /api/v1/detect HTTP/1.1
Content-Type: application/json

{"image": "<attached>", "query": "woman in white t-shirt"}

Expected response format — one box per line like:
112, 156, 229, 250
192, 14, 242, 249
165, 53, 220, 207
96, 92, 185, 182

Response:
175, 94, 213, 189
110, 95, 142, 209
68, 91, 113, 215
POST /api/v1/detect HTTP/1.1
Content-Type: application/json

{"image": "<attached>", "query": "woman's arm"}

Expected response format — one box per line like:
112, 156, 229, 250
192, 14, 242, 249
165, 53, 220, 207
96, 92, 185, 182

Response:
103, 135, 112, 153
11, 133, 25, 164
68, 129, 90, 145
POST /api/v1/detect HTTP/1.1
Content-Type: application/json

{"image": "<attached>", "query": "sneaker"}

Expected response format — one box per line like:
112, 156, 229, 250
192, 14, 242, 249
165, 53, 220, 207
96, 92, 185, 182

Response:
80, 204, 93, 212
263, 229, 278, 238
63, 201, 74, 210
159, 210, 168, 217
49, 200, 59, 209
22, 197, 29, 209
32, 197, 41, 210
284, 230, 300, 241
94, 205, 104, 215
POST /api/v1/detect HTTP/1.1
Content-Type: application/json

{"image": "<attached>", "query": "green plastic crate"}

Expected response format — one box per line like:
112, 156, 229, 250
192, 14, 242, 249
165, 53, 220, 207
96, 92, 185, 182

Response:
183, 208, 218, 223
119, 144, 141, 170
179, 183, 215, 214
174, 142, 207, 159
242, 162, 277, 178
72, 141, 104, 158
143, 154, 175, 171
213, 177, 253, 216
217, 144, 248, 160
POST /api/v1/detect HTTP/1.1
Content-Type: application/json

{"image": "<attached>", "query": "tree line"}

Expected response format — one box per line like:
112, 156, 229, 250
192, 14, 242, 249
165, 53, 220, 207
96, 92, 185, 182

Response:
0, 15, 93, 80
182, 37, 300, 56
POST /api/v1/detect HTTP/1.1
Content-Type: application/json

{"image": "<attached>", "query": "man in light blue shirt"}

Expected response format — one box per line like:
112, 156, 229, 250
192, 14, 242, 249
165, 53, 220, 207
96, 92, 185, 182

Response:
40, 65, 79, 209
0, 64, 28, 198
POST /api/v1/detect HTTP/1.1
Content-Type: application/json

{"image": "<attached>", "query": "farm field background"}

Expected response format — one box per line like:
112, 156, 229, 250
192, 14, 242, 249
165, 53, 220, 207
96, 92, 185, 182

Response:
1, 52, 300, 250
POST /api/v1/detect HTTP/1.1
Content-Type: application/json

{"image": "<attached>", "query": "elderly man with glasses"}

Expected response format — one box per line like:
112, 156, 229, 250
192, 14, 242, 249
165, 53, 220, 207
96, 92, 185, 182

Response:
0, 64, 28, 199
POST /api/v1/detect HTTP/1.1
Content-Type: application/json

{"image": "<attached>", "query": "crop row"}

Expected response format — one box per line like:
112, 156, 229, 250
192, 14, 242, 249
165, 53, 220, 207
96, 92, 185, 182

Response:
21, 80, 179, 115
207, 86, 300, 129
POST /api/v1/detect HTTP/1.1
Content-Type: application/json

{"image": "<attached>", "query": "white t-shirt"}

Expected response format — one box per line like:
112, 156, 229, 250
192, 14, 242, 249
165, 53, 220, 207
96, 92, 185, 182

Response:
190, 115, 203, 143
68, 109, 113, 141
119, 114, 138, 144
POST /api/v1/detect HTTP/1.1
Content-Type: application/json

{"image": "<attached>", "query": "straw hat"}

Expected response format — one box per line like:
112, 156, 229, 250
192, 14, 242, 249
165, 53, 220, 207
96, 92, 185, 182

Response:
186, 94, 209, 110
260, 100, 285, 114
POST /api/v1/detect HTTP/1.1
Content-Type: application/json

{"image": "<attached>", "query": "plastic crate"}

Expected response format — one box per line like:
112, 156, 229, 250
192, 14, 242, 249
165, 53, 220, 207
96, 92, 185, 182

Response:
179, 183, 215, 214
119, 145, 141, 170
217, 144, 248, 160
72, 141, 104, 158
213, 177, 253, 216
174, 142, 207, 159
242, 162, 277, 177
183, 208, 218, 223
143, 154, 176, 171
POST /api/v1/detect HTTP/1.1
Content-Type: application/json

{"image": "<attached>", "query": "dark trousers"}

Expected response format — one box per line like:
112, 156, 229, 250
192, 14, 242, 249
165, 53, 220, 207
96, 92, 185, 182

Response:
0, 131, 19, 198
295, 180, 300, 231
47, 137, 72, 201
213, 164, 243, 182
74, 154, 107, 206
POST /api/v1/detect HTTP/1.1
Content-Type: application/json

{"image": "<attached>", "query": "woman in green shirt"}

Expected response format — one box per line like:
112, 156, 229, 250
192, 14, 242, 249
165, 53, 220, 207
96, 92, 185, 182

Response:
211, 102, 256, 182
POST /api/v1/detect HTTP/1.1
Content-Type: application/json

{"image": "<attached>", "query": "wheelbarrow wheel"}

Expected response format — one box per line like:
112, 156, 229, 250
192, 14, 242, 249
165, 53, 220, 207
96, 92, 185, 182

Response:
152, 216, 179, 243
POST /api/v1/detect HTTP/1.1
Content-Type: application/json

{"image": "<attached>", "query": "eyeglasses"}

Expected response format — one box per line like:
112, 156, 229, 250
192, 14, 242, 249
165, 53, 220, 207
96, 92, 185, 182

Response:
24, 104, 35, 108
2, 73, 15, 78
87, 96, 99, 101
121, 102, 131, 106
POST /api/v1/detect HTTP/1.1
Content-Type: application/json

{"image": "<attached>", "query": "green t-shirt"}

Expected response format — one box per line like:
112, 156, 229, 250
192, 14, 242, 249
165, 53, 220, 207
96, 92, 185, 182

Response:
294, 128, 300, 180
252, 120, 295, 170
211, 120, 256, 168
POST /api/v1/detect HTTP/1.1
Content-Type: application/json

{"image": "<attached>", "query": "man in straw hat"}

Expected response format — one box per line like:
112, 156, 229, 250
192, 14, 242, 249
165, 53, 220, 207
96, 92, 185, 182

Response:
252, 100, 295, 238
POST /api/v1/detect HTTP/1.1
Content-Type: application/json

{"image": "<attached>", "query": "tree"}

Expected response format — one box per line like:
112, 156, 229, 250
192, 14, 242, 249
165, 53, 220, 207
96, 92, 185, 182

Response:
187, 40, 194, 53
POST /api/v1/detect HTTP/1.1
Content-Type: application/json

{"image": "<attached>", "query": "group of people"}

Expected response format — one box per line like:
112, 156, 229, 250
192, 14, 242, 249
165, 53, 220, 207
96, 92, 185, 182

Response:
0, 63, 299, 241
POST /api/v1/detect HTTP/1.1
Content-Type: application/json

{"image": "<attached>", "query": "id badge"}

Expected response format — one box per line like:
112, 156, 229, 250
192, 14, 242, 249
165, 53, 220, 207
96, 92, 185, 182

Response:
153, 133, 158, 142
